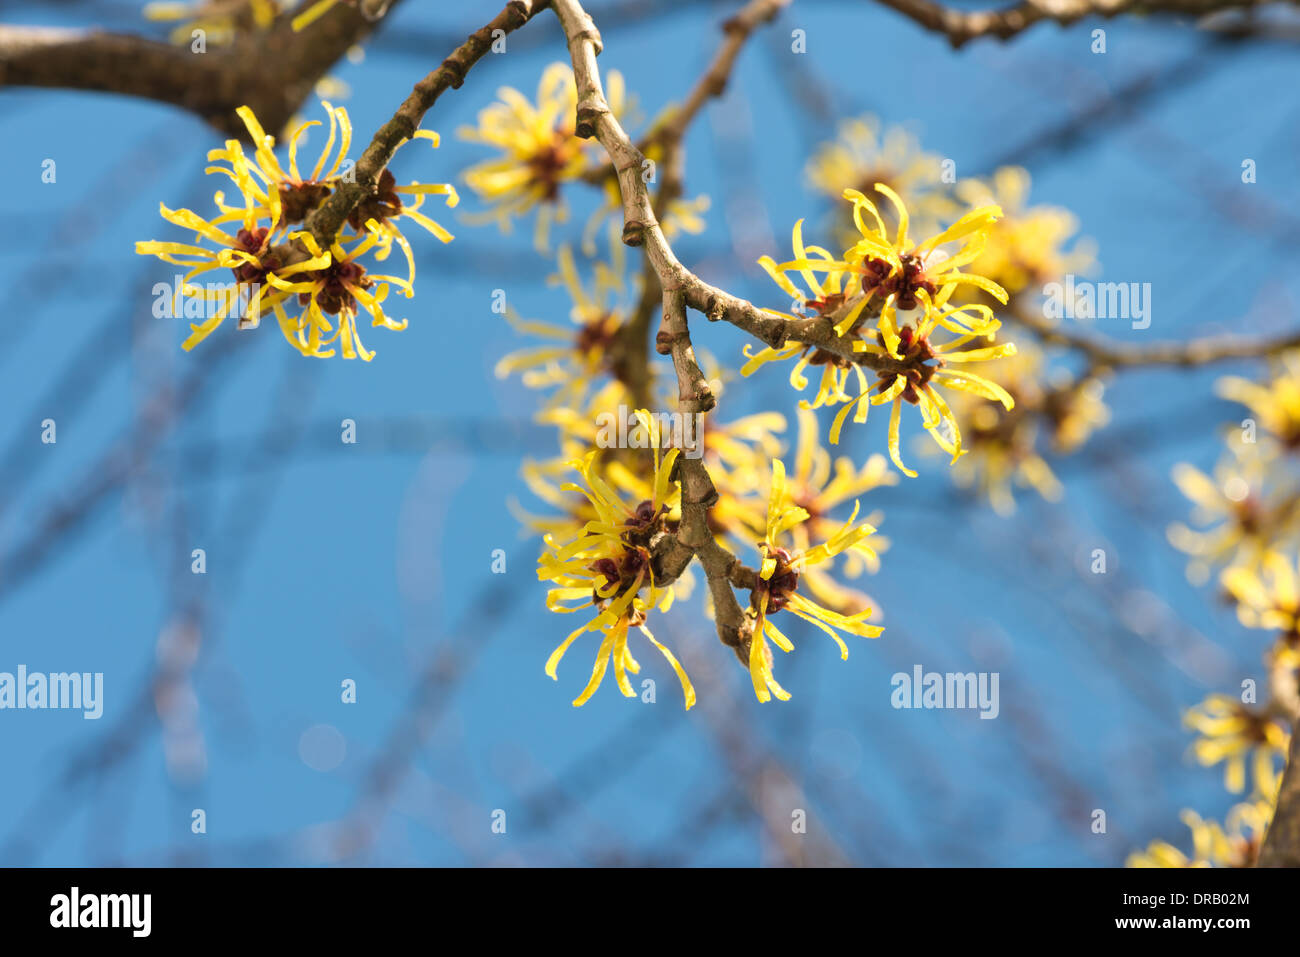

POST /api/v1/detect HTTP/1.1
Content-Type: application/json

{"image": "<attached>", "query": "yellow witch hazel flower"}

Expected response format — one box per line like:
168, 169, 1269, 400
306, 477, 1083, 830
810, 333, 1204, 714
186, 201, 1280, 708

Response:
261, 230, 414, 360
218, 102, 457, 264
805, 116, 955, 246
1126, 803, 1273, 868
1167, 448, 1300, 584
207, 101, 355, 229
137, 100, 457, 360
745, 459, 884, 703
842, 182, 1008, 312
743, 187, 1016, 477
495, 237, 631, 406
1129, 761, 1283, 869
732, 409, 893, 613
459, 63, 626, 250
1126, 830, 1210, 868
1223, 550, 1300, 637
1183, 693, 1290, 795
134, 205, 329, 352
954, 166, 1095, 298
539, 413, 695, 709
839, 301, 1018, 477
1217, 350, 1300, 452
941, 341, 1065, 515
741, 218, 882, 411
1222, 551, 1300, 669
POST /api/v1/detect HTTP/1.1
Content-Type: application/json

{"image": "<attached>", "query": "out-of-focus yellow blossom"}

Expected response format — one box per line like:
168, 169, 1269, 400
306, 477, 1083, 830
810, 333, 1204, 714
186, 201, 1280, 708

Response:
693, 412, 788, 556
736, 409, 893, 613
459, 63, 626, 250
1167, 452, 1300, 584
1222, 551, 1300, 642
144, 0, 280, 44
1183, 693, 1290, 795
138, 101, 455, 359
744, 460, 884, 703
1217, 351, 1300, 452
660, 195, 711, 241
1224, 551, 1300, 687
942, 342, 1063, 515
538, 417, 695, 709
1045, 372, 1110, 454
495, 240, 631, 406
805, 116, 954, 246
1125, 833, 1208, 868
954, 166, 1094, 298
1126, 802, 1271, 868
700, 412, 786, 493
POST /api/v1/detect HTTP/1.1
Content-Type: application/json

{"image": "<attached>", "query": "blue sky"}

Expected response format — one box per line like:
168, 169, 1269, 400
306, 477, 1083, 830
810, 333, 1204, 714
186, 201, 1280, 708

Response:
1, 0, 1297, 865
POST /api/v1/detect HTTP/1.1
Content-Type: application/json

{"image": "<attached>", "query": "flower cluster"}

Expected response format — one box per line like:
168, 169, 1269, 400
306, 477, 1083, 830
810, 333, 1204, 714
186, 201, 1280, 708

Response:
458, 64, 624, 251
494, 237, 633, 408
123, 24, 1293, 867
742, 458, 884, 702
801, 120, 1106, 512
538, 423, 696, 709
743, 184, 1017, 477
458, 63, 710, 253
805, 115, 956, 250
1127, 785, 1278, 868
136, 101, 457, 360
488, 214, 891, 706
1130, 358, 1300, 867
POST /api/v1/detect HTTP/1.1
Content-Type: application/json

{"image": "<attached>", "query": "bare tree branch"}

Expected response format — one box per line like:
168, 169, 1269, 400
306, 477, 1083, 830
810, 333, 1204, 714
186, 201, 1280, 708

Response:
1260, 730, 1300, 865
0, 2, 392, 137
1010, 298, 1300, 370
874, 0, 1285, 48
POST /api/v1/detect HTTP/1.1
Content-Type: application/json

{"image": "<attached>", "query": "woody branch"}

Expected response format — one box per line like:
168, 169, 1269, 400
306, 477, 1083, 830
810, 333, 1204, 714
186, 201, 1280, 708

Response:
1260, 724, 1300, 864
1010, 298, 1300, 371
606, 0, 789, 406
0, 3, 392, 138
874, 0, 1283, 48
298, 0, 549, 249
554, 0, 802, 653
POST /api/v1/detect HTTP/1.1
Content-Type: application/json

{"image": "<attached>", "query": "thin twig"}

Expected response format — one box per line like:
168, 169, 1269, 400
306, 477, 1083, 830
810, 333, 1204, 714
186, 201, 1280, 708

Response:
302, 0, 550, 248
1010, 299, 1300, 370
1260, 729, 1300, 865
552, 0, 793, 651
874, 0, 1280, 48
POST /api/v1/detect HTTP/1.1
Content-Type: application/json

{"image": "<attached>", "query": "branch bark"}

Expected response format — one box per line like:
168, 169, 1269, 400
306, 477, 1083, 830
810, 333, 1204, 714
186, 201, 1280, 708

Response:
0, 3, 393, 138
1010, 298, 1300, 370
302, 0, 549, 247
1259, 729, 1300, 866
874, 0, 1281, 48
552, 0, 794, 654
